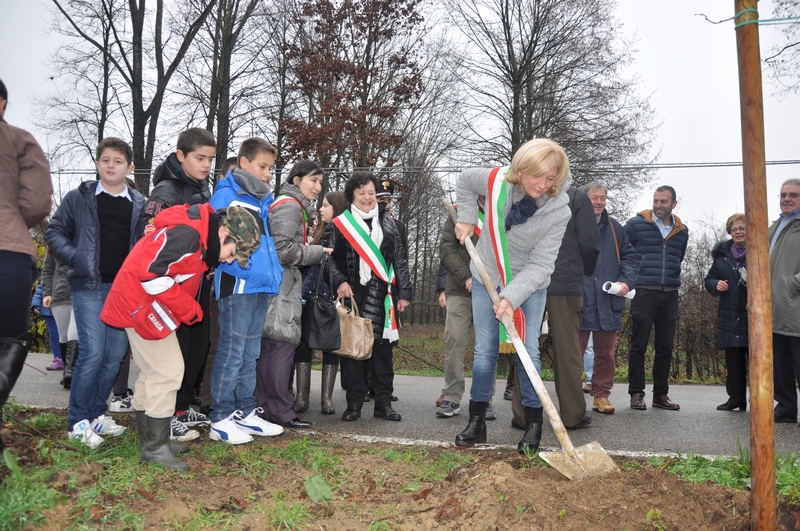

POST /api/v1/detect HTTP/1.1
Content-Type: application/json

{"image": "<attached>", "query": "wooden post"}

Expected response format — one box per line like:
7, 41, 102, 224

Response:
733, 2, 776, 529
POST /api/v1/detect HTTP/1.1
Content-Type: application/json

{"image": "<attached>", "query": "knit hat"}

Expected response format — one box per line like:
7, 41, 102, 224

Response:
222, 206, 261, 268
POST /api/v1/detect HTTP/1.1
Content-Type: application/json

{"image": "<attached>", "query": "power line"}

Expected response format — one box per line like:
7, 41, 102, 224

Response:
49, 159, 800, 176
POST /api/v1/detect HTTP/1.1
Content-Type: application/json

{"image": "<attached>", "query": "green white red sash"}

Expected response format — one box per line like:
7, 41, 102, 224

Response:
475, 207, 484, 237
333, 210, 399, 341
485, 166, 526, 344
270, 195, 307, 240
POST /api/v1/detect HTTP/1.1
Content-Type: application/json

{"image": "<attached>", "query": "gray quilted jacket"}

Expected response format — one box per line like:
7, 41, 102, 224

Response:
262, 184, 326, 345
456, 167, 571, 309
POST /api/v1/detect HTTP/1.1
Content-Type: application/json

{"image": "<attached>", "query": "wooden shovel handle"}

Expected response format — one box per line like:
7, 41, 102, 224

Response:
443, 198, 578, 458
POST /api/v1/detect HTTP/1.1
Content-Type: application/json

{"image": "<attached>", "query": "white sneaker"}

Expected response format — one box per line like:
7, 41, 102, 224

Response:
170, 417, 200, 442
91, 414, 127, 436
69, 419, 104, 449
109, 389, 133, 413
210, 411, 254, 445
235, 407, 284, 437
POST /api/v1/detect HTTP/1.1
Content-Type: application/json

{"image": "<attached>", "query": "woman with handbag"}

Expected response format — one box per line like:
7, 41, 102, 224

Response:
324, 172, 413, 422
294, 191, 349, 415
453, 138, 571, 453
256, 160, 330, 429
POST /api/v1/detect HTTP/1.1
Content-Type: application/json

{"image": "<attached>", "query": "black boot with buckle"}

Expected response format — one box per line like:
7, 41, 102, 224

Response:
517, 406, 543, 454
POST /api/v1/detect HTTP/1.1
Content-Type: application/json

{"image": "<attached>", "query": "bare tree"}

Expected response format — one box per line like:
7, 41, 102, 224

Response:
167, 0, 267, 187
51, 0, 217, 194
766, 0, 800, 94
37, 0, 130, 170
442, 0, 658, 207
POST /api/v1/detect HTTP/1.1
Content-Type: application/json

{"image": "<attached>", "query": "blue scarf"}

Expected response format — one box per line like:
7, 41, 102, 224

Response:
505, 195, 538, 230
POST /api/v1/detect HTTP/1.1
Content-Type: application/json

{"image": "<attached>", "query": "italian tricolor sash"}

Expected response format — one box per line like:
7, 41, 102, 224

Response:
485, 167, 526, 347
269, 195, 307, 240
332, 210, 399, 341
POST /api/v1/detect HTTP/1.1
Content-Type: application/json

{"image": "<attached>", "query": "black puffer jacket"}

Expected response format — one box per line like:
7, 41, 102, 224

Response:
323, 204, 413, 344
704, 240, 748, 350
136, 153, 211, 238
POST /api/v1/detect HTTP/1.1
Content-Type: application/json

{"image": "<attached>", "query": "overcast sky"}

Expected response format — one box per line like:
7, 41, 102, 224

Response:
2, 0, 797, 230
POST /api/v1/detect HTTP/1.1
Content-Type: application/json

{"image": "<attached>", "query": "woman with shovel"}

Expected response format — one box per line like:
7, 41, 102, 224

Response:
454, 138, 571, 453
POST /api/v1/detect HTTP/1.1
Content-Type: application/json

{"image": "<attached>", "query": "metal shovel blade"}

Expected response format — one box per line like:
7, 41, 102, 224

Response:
539, 441, 618, 480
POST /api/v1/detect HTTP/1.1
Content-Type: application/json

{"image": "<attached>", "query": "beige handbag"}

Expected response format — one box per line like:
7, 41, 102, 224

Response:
331, 297, 374, 360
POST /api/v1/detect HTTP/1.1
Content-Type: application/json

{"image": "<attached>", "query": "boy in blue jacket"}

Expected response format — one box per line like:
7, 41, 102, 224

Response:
45, 137, 145, 448
208, 137, 284, 444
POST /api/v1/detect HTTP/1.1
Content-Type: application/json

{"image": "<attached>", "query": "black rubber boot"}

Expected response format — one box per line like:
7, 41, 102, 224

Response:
517, 406, 544, 454
455, 401, 488, 446
142, 416, 190, 471
293, 362, 311, 413
62, 340, 79, 389
320, 363, 338, 414
0, 338, 29, 408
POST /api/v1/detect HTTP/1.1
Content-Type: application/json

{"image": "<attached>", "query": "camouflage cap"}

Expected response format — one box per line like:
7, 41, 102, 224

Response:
223, 206, 261, 268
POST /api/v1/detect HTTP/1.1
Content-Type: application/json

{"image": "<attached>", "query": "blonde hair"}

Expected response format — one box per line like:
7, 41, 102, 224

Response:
725, 213, 746, 235
506, 138, 570, 197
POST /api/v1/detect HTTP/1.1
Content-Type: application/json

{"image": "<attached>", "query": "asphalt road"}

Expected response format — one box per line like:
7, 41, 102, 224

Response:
13, 352, 800, 458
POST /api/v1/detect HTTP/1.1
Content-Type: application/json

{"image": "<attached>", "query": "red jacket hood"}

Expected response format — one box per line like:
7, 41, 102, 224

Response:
153, 203, 214, 245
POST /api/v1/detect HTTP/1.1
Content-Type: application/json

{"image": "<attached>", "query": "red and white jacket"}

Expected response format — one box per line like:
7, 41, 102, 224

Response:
101, 203, 213, 334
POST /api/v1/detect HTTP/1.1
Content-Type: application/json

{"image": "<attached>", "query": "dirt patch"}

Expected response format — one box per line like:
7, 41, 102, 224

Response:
2, 408, 798, 530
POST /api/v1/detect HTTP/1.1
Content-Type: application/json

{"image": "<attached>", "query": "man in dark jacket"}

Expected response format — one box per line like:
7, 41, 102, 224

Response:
579, 183, 637, 415
435, 198, 497, 420
0, 79, 53, 424
139, 127, 216, 430
624, 185, 688, 411
539, 187, 600, 430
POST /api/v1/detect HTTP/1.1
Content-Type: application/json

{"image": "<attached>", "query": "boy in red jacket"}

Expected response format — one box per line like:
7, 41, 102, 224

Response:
101, 203, 259, 470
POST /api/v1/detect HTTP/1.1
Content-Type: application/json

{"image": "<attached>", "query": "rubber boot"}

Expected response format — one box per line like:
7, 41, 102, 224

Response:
294, 362, 311, 413
142, 416, 190, 471
62, 340, 78, 389
517, 406, 543, 454
455, 400, 487, 446
0, 338, 29, 408
136, 410, 187, 457
320, 363, 338, 414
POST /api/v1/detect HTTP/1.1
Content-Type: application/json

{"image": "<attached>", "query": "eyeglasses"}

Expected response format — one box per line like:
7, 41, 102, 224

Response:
730, 227, 746, 233
780, 192, 800, 199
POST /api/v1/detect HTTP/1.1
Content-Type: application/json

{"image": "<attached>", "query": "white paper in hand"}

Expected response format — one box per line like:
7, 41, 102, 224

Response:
602, 281, 636, 300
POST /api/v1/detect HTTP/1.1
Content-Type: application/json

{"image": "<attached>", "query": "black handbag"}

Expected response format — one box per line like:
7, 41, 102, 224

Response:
301, 254, 342, 351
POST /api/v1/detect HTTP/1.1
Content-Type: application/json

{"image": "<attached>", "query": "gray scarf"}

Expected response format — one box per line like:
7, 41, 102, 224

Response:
231, 168, 270, 199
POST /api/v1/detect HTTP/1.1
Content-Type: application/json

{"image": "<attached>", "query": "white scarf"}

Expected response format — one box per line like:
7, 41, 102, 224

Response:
350, 204, 383, 285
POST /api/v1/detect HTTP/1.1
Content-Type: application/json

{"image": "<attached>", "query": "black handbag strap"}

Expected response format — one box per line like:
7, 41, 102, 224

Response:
311, 253, 335, 298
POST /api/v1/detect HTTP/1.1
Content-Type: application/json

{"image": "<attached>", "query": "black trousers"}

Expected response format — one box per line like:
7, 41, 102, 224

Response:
773, 334, 800, 418
175, 278, 211, 411
627, 289, 679, 398
340, 342, 394, 407
724, 347, 748, 404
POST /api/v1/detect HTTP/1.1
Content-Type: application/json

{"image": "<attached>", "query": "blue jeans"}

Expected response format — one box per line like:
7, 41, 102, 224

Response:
210, 293, 269, 422
471, 278, 546, 408
68, 286, 130, 429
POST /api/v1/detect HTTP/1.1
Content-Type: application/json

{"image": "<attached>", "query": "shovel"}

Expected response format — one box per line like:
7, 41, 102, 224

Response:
444, 198, 617, 480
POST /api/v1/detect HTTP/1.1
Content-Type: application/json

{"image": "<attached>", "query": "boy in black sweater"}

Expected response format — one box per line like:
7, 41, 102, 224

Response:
139, 128, 216, 434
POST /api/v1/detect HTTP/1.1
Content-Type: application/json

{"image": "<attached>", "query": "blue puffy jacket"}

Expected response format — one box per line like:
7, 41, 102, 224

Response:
209, 173, 282, 297
581, 211, 638, 332
624, 210, 688, 289
45, 181, 145, 292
